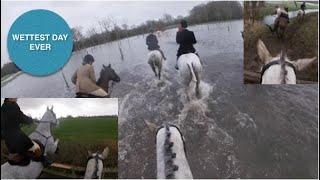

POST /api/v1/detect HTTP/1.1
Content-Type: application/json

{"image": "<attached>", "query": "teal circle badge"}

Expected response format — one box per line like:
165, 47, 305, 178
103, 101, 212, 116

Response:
7, 9, 73, 76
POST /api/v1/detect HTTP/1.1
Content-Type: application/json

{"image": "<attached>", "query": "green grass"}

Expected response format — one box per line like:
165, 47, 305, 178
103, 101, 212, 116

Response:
21, 116, 118, 142
53, 116, 118, 142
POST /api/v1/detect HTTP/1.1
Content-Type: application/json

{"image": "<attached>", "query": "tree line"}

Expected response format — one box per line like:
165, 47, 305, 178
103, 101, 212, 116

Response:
72, 1, 243, 51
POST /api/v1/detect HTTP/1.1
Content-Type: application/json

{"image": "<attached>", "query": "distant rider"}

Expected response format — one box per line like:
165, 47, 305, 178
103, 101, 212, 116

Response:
271, 6, 290, 32
175, 20, 198, 70
146, 29, 167, 60
72, 54, 108, 97
1, 98, 51, 166
300, 2, 306, 15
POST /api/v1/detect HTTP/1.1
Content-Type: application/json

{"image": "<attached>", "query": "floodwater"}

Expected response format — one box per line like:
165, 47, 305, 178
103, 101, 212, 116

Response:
263, 9, 318, 25
2, 20, 318, 178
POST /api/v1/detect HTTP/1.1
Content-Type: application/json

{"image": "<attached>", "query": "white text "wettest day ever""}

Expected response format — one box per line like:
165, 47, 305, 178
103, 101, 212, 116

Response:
11, 33, 69, 51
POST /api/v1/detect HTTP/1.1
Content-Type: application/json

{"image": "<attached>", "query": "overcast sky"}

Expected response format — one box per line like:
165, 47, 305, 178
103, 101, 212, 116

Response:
1, 98, 118, 119
1, 1, 207, 66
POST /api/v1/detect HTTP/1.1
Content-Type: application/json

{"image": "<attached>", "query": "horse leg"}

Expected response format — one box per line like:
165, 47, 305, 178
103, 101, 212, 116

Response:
149, 62, 157, 77
158, 61, 162, 80
193, 67, 201, 99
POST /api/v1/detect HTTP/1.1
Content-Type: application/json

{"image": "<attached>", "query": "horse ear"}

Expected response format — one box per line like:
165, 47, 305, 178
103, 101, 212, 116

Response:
290, 57, 317, 71
88, 150, 92, 156
103, 64, 106, 68
101, 147, 109, 160
51, 106, 54, 111
257, 39, 272, 64
108, 64, 111, 68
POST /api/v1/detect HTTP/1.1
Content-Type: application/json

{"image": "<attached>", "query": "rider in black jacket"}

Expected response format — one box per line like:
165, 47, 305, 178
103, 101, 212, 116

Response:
175, 20, 197, 69
146, 29, 166, 60
1, 98, 34, 154
1, 98, 52, 166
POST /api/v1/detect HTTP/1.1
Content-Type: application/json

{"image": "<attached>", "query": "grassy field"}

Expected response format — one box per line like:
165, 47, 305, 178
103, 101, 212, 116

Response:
244, 12, 318, 83
1, 116, 118, 178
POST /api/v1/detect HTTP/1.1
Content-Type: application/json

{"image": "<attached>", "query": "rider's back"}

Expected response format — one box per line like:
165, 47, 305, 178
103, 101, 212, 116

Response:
73, 64, 100, 93
146, 34, 160, 50
176, 29, 197, 56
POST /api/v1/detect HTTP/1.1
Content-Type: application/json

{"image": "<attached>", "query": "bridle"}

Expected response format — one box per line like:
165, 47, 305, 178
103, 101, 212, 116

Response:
87, 154, 104, 179
260, 59, 296, 83
34, 120, 57, 151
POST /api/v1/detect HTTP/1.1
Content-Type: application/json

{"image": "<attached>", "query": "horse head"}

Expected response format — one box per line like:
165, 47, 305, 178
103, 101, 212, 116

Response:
100, 64, 121, 83
257, 39, 316, 84
156, 124, 193, 179
36, 106, 59, 155
85, 147, 109, 179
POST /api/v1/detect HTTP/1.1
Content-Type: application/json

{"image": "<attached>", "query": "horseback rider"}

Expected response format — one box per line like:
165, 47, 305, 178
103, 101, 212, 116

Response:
271, 6, 290, 32
300, 2, 306, 14
175, 20, 198, 70
71, 54, 108, 97
1, 98, 51, 166
146, 28, 167, 60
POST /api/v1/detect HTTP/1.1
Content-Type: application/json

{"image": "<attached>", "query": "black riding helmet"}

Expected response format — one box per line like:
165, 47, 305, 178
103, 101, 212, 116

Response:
83, 54, 95, 65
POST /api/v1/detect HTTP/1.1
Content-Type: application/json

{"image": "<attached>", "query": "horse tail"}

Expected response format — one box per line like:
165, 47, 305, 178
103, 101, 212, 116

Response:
187, 62, 197, 82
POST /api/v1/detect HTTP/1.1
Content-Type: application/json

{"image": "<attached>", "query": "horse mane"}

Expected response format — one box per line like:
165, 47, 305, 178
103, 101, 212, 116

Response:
280, 50, 288, 84
164, 125, 179, 179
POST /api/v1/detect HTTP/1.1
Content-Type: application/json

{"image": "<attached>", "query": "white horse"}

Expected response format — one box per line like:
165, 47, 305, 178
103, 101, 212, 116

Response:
177, 53, 202, 98
1, 106, 59, 179
156, 125, 193, 179
84, 147, 109, 179
257, 39, 317, 84
297, 9, 305, 22
148, 50, 164, 79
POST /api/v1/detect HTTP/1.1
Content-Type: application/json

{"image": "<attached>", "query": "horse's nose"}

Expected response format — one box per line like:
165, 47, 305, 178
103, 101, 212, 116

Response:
116, 77, 121, 82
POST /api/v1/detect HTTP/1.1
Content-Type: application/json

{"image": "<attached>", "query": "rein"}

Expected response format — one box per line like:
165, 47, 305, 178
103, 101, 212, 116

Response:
34, 130, 53, 150
260, 59, 296, 83
34, 120, 57, 151
87, 154, 104, 179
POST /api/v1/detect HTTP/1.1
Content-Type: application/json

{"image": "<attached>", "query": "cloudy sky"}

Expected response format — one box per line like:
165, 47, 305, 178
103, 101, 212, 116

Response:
1, 1, 207, 66
1, 98, 118, 119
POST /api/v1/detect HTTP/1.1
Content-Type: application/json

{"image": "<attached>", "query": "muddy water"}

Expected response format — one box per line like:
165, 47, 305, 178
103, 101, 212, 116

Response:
116, 20, 318, 178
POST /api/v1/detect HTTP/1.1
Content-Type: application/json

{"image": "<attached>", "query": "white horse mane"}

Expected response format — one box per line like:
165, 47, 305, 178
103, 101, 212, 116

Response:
257, 39, 316, 84
84, 147, 109, 179
156, 125, 193, 179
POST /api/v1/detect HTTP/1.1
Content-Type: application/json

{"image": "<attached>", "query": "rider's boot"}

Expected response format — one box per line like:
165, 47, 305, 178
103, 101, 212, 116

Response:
40, 155, 53, 167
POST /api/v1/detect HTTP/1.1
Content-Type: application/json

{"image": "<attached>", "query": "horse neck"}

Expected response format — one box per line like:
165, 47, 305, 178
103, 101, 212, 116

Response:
156, 126, 193, 179
35, 122, 51, 136
262, 65, 296, 84
97, 76, 110, 92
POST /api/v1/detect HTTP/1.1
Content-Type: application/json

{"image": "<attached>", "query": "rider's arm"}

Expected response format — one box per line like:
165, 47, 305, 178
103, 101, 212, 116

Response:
71, 70, 77, 85
16, 104, 33, 125
146, 36, 150, 46
176, 32, 181, 44
89, 66, 97, 83
191, 32, 197, 44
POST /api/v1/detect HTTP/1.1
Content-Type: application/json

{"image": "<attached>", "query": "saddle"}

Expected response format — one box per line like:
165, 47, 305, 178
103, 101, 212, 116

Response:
75, 92, 110, 98
7, 140, 45, 166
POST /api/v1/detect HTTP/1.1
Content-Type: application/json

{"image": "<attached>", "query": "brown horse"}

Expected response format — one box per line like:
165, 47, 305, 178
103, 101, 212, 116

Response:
277, 17, 288, 39
76, 64, 120, 98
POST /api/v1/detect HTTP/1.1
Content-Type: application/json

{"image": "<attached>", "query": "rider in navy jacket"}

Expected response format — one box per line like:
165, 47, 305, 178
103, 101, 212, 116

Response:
175, 20, 197, 69
146, 29, 167, 60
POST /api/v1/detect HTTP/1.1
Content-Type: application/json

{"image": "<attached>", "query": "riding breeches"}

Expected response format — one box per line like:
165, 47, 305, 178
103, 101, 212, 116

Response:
89, 88, 108, 97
